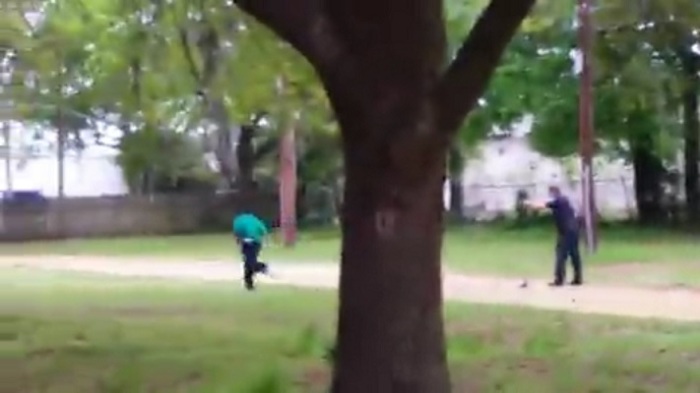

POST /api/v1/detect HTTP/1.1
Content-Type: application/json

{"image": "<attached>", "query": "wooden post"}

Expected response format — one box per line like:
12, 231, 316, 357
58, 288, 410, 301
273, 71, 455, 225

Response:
57, 107, 65, 199
2, 121, 10, 194
578, 0, 597, 252
279, 124, 297, 246
276, 77, 297, 246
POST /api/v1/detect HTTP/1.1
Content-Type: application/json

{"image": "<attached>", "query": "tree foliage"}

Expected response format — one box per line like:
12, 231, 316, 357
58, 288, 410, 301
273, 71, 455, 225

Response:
456, 0, 698, 164
3, 0, 340, 192
457, 0, 699, 222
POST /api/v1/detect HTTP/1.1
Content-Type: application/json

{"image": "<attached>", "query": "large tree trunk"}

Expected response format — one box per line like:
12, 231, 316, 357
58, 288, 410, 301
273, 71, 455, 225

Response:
332, 102, 450, 392
631, 135, 665, 224
234, 0, 535, 391
324, 0, 452, 386
682, 51, 699, 223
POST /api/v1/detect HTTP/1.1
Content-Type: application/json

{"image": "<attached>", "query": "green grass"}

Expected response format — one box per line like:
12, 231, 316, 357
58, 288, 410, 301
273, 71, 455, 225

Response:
2, 269, 700, 392
3, 224, 700, 286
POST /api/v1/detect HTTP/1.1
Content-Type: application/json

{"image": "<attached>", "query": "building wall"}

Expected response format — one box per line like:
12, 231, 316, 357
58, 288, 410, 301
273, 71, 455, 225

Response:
459, 136, 635, 220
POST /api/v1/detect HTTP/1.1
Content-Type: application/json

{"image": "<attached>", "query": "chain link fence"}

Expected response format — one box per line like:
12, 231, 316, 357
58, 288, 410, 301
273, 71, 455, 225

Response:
460, 177, 636, 221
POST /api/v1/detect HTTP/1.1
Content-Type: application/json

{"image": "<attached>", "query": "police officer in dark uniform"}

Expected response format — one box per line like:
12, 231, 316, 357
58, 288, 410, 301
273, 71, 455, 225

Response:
527, 186, 583, 286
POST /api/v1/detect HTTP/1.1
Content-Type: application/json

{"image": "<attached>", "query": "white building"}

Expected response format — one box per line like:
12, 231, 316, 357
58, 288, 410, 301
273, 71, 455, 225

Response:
0, 150, 127, 198
0, 124, 127, 197
2, 119, 636, 215
456, 118, 636, 220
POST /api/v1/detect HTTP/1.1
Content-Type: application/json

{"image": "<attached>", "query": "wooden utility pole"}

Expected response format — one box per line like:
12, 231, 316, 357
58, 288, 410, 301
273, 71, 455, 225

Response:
276, 76, 297, 246
2, 121, 10, 194
55, 48, 66, 200
1, 36, 12, 195
578, 0, 597, 252
56, 106, 65, 199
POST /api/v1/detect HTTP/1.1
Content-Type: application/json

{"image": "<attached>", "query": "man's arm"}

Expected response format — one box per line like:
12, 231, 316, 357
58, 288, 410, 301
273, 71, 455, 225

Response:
255, 218, 269, 243
524, 200, 555, 211
232, 220, 240, 241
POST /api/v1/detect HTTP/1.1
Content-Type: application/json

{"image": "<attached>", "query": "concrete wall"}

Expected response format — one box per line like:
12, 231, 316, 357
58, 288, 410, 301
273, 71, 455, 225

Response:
0, 192, 277, 241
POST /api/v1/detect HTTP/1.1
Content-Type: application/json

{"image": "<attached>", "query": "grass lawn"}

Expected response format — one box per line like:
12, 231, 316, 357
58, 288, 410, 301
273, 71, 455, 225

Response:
2, 268, 700, 392
2, 224, 700, 286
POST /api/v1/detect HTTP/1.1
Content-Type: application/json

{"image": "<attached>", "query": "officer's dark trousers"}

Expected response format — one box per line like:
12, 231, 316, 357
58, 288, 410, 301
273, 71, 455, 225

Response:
241, 240, 267, 290
554, 231, 582, 284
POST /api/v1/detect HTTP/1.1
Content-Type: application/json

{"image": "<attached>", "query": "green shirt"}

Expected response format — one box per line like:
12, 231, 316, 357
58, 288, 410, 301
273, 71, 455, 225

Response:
232, 213, 268, 243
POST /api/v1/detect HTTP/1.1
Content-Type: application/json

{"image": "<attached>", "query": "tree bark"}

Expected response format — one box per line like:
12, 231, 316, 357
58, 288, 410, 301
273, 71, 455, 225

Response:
682, 51, 699, 223
333, 101, 450, 392
321, 0, 453, 384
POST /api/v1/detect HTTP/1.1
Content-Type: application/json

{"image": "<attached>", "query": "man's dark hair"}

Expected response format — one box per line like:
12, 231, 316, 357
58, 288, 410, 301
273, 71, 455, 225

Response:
548, 185, 562, 197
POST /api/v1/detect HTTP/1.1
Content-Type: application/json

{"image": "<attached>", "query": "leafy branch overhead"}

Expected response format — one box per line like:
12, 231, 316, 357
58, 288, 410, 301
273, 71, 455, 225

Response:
435, 0, 538, 133
235, 0, 536, 139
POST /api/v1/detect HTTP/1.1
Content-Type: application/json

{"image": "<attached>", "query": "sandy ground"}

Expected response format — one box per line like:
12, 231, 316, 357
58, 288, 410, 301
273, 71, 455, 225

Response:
3, 255, 700, 322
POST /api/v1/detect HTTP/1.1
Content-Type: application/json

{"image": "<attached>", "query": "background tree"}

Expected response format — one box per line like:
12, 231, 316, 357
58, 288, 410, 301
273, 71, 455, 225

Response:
456, 1, 697, 225
443, 0, 578, 220
524, 22, 680, 224
8, 0, 336, 195
596, 0, 700, 222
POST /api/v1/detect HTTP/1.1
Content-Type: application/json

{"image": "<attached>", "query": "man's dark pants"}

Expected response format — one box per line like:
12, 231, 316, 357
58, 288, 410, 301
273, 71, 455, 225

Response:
241, 240, 268, 290
554, 230, 582, 284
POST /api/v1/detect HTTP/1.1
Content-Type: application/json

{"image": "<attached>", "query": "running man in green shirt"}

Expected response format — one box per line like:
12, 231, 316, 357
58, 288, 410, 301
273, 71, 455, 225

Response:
232, 212, 270, 290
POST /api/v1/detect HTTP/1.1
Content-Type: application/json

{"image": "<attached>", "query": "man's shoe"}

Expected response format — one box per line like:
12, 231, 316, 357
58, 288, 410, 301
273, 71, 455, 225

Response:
258, 263, 277, 278
548, 281, 564, 287
570, 279, 583, 286
264, 267, 278, 279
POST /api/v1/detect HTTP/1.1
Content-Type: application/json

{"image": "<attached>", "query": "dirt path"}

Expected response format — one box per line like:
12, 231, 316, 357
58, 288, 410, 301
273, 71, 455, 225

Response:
3, 255, 700, 322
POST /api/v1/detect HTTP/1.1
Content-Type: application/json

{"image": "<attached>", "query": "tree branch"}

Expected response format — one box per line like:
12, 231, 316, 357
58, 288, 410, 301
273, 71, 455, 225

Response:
251, 111, 267, 126
234, 0, 350, 79
196, 27, 222, 90
178, 27, 203, 83
434, 0, 536, 134
253, 136, 278, 161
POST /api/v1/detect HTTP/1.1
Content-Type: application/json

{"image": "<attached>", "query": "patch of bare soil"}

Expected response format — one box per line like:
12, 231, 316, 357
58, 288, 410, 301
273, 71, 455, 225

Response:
4, 256, 700, 322
594, 262, 700, 291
